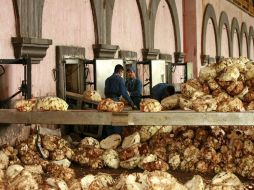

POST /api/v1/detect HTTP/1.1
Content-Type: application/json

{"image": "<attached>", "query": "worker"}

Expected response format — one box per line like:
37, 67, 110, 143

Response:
104, 64, 135, 107
104, 64, 135, 136
125, 66, 142, 109
151, 83, 175, 102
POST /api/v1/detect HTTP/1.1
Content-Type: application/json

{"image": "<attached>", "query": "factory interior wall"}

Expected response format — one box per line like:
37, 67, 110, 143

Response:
111, 0, 143, 60
40, 0, 95, 97
205, 18, 217, 58
1, 0, 254, 99
198, 0, 254, 73
154, 0, 183, 83
0, 0, 183, 100
0, 1, 18, 100
221, 24, 230, 58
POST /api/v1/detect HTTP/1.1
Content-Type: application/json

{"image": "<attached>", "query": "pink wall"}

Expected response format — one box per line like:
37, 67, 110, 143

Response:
154, 0, 175, 56
154, 0, 183, 83
195, 0, 254, 73
232, 31, 240, 57
242, 34, 248, 57
205, 19, 216, 57
0, 1, 18, 100
3, 0, 254, 99
221, 24, 230, 57
39, 0, 95, 97
111, 0, 143, 59
146, 0, 150, 10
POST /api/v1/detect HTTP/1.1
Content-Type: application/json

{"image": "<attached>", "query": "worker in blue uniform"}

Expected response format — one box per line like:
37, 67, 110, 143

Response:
125, 66, 142, 109
104, 64, 134, 136
105, 64, 134, 107
151, 83, 175, 102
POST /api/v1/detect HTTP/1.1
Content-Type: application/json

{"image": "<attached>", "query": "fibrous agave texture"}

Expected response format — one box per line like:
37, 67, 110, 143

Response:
36, 97, 68, 111
161, 94, 180, 110
102, 149, 120, 169
7, 170, 39, 190
73, 146, 104, 169
15, 99, 37, 112
46, 177, 68, 190
45, 163, 75, 182
139, 125, 162, 142
100, 134, 121, 150
184, 175, 205, 190
192, 95, 217, 112
208, 172, 244, 190
140, 98, 162, 112
83, 90, 102, 102
80, 174, 114, 190
80, 137, 100, 149
97, 98, 124, 112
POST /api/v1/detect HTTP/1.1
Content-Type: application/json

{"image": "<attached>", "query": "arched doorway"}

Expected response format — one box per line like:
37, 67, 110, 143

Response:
221, 24, 230, 58
206, 18, 217, 59
232, 29, 240, 58
154, 0, 175, 57
242, 33, 248, 57
111, 0, 143, 59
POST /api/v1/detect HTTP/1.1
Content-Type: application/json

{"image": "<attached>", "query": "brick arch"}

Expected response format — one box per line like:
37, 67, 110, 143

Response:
150, 0, 181, 52
201, 4, 219, 56
240, 22, 249, 57
218, 11, 231, 57
231, 17, 241, 57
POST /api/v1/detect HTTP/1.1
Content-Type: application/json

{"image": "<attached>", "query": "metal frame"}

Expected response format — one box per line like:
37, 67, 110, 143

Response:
0, 57, 32, 108
137, 60, 152, 96
169, 62, 188, 82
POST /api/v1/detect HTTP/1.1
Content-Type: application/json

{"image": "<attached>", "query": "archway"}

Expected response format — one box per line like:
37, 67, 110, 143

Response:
249, 27, 254, 60
111, 0, 143, 59
201, 4, 219, 57
240, 22, 249, 57
205, 18, 217, 58
231, 18, 240, 57
221, 24, 230, 58
218, 11, 231, 57
232, 29, 240, 57
242, 33, 248, 57
150, 0, 181, 51
154, 0, 175, 56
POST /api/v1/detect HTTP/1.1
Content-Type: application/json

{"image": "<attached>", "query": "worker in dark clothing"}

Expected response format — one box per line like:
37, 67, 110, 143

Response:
125, 66, 142, 109
104, 64, 134, 107
151, 83, 175, 102
103, 64, 134, 136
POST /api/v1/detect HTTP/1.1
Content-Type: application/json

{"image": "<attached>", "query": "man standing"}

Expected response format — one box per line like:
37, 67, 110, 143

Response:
104, 64, 134, 108
104, 64, 135, 136
126, 66, 142, 109
151, 83, 175, 102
